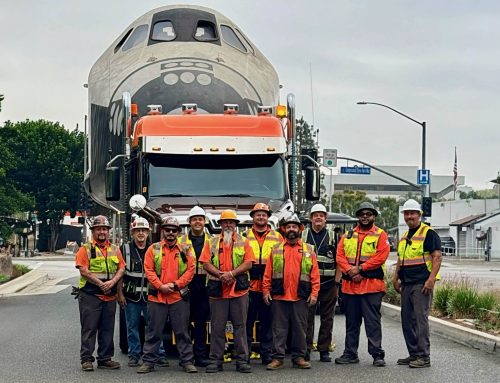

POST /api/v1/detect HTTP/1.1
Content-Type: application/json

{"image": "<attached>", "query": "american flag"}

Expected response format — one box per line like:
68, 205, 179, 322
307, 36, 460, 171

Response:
453, 146, 458, 190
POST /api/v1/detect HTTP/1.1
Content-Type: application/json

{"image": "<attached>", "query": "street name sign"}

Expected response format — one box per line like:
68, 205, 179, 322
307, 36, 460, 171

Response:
340, 166, 371, 175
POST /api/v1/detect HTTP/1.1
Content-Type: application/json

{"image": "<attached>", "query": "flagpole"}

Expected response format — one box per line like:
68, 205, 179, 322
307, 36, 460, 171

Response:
453, 146, 458, 200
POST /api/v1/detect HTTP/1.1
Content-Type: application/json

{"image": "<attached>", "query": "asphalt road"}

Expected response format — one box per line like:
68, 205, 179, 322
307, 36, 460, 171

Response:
0, 276, 498, 383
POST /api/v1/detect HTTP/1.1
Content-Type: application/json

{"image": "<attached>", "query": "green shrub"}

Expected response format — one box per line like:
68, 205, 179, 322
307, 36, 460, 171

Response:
383, 267, 401, 306
433, 283, 454, 316
0, 273, 10, 284
447, 282, 479, 318
12, 263, 31, 278
475, 293, 497, 320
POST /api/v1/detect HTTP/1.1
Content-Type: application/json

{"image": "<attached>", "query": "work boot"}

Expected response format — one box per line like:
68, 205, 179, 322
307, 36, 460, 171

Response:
137, 363, 154, 374
293, 357, 311, 369
262, 356, 273, 365
373, 356, 386, 367
409, 357, 431, 368
304, 349, 311, 361
81, 361, 93, 371
183, 362, 198, 373
97, 359, 121, 369
236, 363, 252, 373
128, 357, 140, 367
206, 363, 223, 373
156, 357, 169, 367
194, 357, 211, 367
266, 359, 284, 370
397, 355, 418, 365
335, 353, 359, 364
319, 351, 332, 362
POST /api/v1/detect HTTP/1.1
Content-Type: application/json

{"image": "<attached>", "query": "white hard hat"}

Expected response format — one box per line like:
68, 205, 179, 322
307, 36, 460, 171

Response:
310, 203, 327, 215
130, 217, 150, 231
401, 199, 422, 213
189, 206, 206, 220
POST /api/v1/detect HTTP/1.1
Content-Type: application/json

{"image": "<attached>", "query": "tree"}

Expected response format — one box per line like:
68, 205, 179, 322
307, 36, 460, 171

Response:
0, 120, 84, 251
294, 117, 318, 211
0, 94, 4, 112
373, 196, 400, 231
331, 190, 371, 217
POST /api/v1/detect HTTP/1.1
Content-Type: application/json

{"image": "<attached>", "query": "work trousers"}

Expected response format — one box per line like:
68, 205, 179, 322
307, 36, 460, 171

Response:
401, 283, 432, 357
343, 292, 385, 358
306, 281, 337, 352
209, 294, 249, 366
271, 299, 309, 361
142, 300, 194, 366
246, 290, 273, 361
189, 282, 210, 360
78, 291, 116, 363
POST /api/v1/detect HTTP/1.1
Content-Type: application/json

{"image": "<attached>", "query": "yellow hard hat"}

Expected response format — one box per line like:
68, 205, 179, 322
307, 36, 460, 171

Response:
218, 209, 239, 224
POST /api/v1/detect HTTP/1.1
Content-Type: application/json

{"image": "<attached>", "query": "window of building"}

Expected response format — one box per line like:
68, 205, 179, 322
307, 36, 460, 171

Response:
220, 25, 247, 52
194, 20, 217, 41
122, 24, 149, 51
151, 20, 176, 41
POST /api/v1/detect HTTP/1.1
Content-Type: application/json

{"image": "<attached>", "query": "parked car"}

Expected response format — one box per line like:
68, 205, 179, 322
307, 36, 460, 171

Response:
440, 236, 456, 256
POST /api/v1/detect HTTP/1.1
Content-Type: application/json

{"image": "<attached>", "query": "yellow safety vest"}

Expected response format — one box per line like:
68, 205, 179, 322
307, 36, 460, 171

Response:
178, 232, 210, 275
79, 242, 120, 294
398, 223, 440, 280
343, 227, 385, 280
246, 228, 282, 281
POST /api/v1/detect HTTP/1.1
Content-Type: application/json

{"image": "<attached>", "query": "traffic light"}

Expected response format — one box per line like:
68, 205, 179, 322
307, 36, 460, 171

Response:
301, 147, 318, 170
422, 197, 432, 217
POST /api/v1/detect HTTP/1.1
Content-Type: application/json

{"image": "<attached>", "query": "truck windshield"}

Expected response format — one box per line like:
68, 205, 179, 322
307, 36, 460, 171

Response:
147, 154, 286, 200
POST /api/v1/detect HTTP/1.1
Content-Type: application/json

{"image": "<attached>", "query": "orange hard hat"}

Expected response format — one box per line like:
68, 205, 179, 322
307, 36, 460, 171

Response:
218, 209, 239, 224
250, 203, 271, 217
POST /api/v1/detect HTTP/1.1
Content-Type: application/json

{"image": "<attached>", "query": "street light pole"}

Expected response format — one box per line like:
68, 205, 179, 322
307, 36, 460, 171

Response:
357, 101, 428, 198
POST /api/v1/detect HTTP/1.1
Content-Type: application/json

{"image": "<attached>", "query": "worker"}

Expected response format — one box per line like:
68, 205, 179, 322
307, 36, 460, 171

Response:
137, 217, 197, 374
335, 202, 389, 367
302, 203, 340, 362
75, 215, 125, 371
178, 206, 211, 367
244, 203, 283, 365
263, 214, 320, 370
392, 199, 442, 368
199, 209, 255, 374
117, 217, 168, 367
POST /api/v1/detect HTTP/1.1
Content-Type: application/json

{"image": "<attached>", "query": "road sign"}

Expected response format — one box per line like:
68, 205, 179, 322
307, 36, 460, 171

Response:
323, 149, 337, 167
417, 169, 430, 185
340, 166, 371, 175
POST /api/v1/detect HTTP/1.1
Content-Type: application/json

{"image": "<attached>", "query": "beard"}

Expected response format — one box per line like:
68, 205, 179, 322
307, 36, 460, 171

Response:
223, 228, 233, 246
285, 231, 299, 240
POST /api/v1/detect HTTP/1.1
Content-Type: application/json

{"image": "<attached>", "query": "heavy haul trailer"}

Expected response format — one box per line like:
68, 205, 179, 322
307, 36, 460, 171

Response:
86, 4, 321, 355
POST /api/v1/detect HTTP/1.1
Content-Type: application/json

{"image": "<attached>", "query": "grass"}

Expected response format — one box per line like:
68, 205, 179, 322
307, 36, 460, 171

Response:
12, 263, 31, 278
0, 273, 10, 284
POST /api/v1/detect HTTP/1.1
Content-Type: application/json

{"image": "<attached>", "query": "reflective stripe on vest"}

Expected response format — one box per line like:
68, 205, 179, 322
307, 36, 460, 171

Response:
124, 243, 143, 278
152, 242, 188, 278
178, 232, 209, 275
246, 229, 282, 265
78, 243, 120, 289
207, 234, 247, 281
398, 223, 440, 279
343, 228, 383, 265
302, 228, 336, 276
271, 242, 314, 282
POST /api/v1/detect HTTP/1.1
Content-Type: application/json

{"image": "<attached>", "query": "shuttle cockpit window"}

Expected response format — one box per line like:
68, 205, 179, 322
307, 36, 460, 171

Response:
220, 25, 247, 52
152, 20, 176, 41
114, 28, 133, 53
235, 29, 254, 54
194, 20, 217, 41
122, 24, 149, 51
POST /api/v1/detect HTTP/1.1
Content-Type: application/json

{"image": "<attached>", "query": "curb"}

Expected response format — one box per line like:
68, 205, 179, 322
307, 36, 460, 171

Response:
0, 270, 49, 297
382, 302, 500, 357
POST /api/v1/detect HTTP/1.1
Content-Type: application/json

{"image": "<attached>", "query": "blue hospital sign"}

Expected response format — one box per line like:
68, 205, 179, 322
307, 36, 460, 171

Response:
417, 169, 430, 185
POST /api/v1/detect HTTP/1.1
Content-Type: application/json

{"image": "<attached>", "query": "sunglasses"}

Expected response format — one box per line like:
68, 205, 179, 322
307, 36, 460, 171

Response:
162, 228, 178, 233
357, 211, 374, 217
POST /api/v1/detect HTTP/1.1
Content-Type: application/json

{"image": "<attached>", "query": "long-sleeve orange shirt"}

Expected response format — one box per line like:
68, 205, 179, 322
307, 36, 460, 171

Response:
144, 240, 195, 304
262, 239, 320, 301
199, 234, 255, 299
336, 225, 389, 295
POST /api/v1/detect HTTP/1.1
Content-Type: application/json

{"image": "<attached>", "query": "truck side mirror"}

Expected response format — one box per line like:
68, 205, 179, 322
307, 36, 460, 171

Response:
305, 166, 320, 201
106, 167, 120, 201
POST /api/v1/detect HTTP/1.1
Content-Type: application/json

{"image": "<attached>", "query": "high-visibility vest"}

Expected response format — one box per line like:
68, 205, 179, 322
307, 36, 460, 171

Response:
271, 241, 315, 299
205, 234, 248, 281
302, 227, 336, 277
245, 228, 282, 280
178, 232, 210, 275
122, 242, 149, 297
147, 242, 190, 295
79, 242, 120, 295
398, 223, 440, 280
343, 226, 385, 280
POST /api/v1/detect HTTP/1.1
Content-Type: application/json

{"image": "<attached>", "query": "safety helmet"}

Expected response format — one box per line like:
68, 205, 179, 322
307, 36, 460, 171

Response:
188, 206, 206, 221
217, 209, 239, 224
310, 203, 327, 216
250, 202, 271, 217
280, 214, 304, 232
91, 215, 111, 229
355, 202, 378, 217
401, 199, 422, 213
130, 217, 150, 231
161, 216, 181, 230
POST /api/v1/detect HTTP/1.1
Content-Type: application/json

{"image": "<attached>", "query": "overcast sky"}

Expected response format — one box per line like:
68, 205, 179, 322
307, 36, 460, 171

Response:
1, 0, 499, 189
